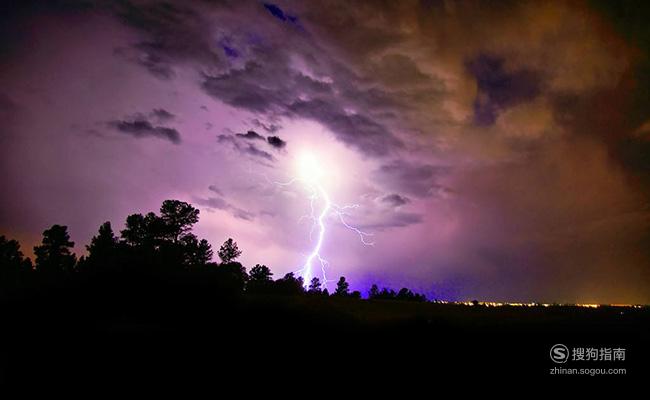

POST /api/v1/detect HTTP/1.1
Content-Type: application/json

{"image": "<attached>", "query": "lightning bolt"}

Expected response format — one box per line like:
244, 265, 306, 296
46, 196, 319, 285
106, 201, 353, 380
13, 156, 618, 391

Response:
258, 152, 373, 290
296, 182, 331, 289
293, 182, 373, 290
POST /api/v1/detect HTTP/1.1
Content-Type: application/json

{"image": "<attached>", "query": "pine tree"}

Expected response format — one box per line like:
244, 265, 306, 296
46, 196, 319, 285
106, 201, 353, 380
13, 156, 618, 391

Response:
218, 238, 242, 263
334, 276, 349, 296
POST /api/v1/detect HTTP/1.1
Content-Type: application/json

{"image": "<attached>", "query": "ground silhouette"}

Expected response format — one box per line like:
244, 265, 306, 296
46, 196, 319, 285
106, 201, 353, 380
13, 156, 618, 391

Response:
1, 199, 648, 383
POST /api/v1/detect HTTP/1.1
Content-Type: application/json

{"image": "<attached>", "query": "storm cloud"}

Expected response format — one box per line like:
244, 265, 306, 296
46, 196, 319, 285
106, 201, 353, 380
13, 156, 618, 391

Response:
217, 134, 275, 162
194, 195, 255, 221
1, 0, 649, 303
266, 135, 286, 149
108, 115, 180, 144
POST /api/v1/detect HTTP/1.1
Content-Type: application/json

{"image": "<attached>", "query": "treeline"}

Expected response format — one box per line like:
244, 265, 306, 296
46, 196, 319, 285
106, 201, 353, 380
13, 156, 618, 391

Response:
0, 199, 426, 302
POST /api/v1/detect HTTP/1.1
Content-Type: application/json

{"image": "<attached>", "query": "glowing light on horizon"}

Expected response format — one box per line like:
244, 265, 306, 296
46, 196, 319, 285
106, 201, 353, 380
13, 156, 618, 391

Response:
454, 301, 646, 308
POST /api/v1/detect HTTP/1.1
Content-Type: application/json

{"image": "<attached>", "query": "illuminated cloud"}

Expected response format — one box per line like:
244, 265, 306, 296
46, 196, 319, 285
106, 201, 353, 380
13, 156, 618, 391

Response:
1, 0, 649, 303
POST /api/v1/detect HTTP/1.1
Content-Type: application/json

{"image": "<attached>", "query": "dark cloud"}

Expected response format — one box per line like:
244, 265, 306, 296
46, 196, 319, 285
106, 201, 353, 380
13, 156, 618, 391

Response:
466, 54, 542, 125
202, 62, 401, 156
201, 60, 295, 113
107, 117, 180, 144
380, 193, 410, 207
113, 2, 405, 158
250, 118, 281, 133
219, 37, 239, 59
263, 3, 299, 24
236, 130, 265, 141
195, 195, 228, 209
375, 160, 450, 197
217, 134, 275, 162
299, 1, 404, 60
150, 108, 174, 122
266, 135, 286, 149
114, 1, 223, 80
233, 130, 286, 151
382, 212, 423, 228
287, 98, 403, 156
362, 211, 424, 230
113, 46, 175, 79
193, 195, 255, 221
207, 185, 223, 196
241, 142, 274, 161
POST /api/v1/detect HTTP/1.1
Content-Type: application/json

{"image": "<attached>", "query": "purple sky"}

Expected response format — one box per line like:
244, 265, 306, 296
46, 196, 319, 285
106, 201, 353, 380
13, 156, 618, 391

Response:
2, 1, 650, 303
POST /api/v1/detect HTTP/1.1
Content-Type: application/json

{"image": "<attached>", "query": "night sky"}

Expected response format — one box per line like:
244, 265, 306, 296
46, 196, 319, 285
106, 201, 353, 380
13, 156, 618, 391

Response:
2, 0, 650, 303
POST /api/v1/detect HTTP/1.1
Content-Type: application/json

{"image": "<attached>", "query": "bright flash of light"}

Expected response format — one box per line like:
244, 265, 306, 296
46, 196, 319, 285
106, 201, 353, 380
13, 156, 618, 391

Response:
270, 151, 373, 290
297, 152, 325, 183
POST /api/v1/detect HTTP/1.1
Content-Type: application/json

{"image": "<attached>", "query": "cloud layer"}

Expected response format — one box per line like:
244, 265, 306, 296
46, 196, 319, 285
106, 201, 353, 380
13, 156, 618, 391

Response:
1, 0, 650, 303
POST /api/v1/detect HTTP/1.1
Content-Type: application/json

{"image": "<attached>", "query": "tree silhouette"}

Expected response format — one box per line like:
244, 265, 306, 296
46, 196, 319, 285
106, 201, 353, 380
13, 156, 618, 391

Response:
118, 201, 212, 270
159, 200, 200, 243
88, 222, 117, 254
368, 284, 426, 302
378, 287, 396, 299
34, 225, 76, 275
121, 212, 163, 248
274, 272, 304, 295
216, 261, 249, 292
120, 213, 145, 247
369, 284, 379, 299
249, 264, 273, 282
308, 277, 322, 294
218, 238, 242, 264
1, 200, 436, 311
82, 221, 119, 271
0, 235, 32, 286
180, 234, 213, 267
397, 287, 425, 302
248, 264, 273, 293
397, 287, 413, 301
414, 293, 427, 302
334, 276, 349, 296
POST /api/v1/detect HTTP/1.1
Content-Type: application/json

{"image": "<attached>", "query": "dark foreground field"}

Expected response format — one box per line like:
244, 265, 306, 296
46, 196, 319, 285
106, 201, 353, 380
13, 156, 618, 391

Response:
1, 274, 648, 385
